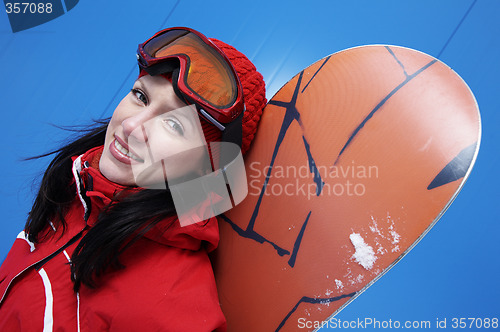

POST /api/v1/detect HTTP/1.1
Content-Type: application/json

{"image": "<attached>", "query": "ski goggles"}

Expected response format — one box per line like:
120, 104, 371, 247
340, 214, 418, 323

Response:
137, 27, 245, 132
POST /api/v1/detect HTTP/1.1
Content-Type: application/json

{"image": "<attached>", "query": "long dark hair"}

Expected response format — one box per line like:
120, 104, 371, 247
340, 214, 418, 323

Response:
25, 120, 177, 291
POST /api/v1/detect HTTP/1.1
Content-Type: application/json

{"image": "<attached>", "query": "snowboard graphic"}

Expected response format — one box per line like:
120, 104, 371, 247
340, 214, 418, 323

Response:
212, 45, 480, 332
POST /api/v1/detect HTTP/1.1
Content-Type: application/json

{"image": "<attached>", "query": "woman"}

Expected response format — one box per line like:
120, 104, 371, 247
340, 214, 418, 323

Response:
0, 27, 266, 331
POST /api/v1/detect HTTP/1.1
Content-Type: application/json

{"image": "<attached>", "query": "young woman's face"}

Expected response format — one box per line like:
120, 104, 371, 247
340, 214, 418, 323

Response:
100, 74, 209, 187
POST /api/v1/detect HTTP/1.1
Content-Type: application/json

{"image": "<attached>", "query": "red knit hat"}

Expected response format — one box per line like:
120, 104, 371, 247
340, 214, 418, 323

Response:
138, 37, 267, 164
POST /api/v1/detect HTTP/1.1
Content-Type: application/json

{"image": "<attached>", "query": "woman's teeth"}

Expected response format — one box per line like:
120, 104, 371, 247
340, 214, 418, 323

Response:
114, 139, 144, 162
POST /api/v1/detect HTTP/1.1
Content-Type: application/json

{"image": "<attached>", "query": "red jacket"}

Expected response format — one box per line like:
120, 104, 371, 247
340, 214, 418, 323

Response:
0, 147, 226, 331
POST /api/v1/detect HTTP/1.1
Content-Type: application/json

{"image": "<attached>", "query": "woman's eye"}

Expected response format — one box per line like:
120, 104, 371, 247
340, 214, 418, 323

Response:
164, 118, 184, 136
131, 88, 148, 105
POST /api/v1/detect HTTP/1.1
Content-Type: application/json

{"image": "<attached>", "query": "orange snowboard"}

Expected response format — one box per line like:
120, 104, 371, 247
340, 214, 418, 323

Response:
213, 45, 480, 331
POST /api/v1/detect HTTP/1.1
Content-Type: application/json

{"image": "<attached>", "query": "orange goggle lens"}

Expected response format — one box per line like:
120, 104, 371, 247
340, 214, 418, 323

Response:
142, 29, 238, 110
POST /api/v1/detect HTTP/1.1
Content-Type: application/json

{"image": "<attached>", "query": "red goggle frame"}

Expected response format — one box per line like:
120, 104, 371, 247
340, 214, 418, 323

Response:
137, 27, 245, 131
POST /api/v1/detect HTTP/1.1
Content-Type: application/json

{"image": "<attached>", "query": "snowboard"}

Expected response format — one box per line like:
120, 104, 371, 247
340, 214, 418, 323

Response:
212, 45, 480, 331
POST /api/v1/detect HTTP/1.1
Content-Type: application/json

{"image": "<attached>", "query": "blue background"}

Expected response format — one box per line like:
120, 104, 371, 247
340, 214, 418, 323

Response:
0, 0, 498, 330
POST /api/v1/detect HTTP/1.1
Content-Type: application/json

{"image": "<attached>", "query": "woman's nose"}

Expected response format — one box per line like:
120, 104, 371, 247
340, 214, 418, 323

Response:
122, 110, 153, 143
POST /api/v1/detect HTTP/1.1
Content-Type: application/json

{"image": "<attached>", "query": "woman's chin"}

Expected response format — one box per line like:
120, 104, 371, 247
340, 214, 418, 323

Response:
99, 155, 136, 186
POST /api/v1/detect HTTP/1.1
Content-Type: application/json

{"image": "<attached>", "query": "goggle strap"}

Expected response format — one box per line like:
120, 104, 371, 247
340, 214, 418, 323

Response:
199, 108, 226, 131
220, 110, 243, 152
213, 110, 243, 176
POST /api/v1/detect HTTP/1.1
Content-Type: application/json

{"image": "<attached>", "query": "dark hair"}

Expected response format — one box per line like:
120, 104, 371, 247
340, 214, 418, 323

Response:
25, 121, 177, 291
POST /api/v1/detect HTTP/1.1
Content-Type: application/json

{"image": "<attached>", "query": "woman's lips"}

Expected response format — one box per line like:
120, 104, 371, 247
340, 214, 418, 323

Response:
109, 136, 145, 165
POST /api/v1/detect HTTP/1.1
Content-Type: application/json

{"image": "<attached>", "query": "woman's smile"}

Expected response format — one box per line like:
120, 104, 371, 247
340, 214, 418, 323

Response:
109, 136, 145, 164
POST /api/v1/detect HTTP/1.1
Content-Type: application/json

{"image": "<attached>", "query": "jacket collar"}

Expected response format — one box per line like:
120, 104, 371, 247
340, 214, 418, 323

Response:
71, 146, 219, 252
